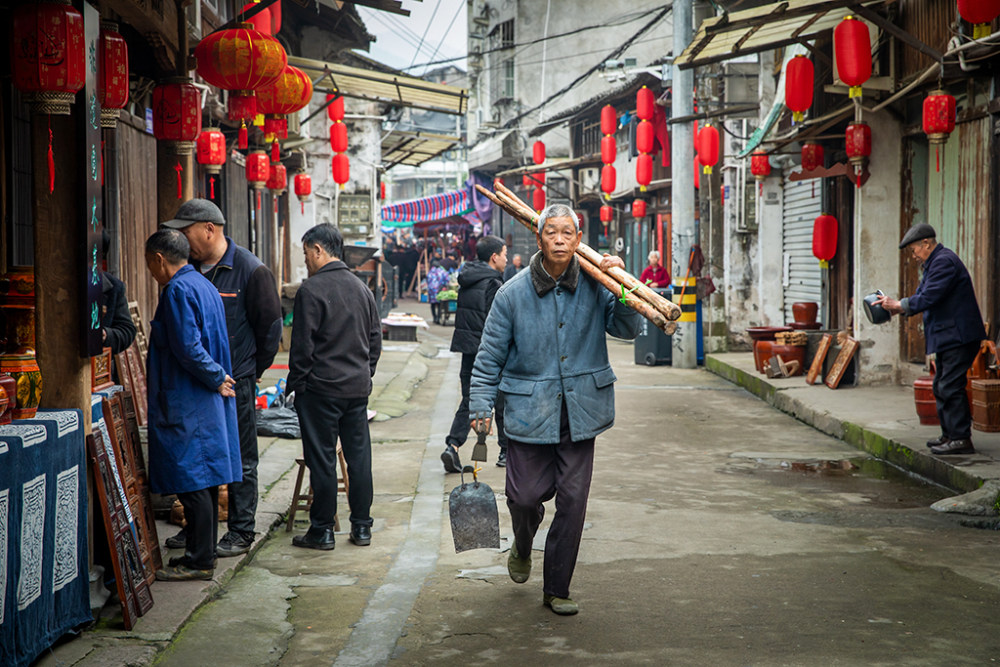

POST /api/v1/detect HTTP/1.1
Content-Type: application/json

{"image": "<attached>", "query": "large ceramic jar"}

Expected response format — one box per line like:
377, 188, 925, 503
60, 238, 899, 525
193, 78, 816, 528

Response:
791, 301, 818, 324
0, 372, 14, 424
0, 269, 41, 418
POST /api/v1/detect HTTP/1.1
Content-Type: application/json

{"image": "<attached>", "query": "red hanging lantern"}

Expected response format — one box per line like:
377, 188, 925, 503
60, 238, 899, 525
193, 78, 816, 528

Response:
98, 22, 129, 128
636, 153, 653, 189
270, 0, 282, 34
380, 180, 386, 201
327, 95, 345, 122
239, 2, 272, 34
532, 171, 546, 185
697, 125, 719, 174
834, 16, 872, 98
801, 142, 824, 171
750, 150, 771, 181
636, 86, 655, 121
601, 164, 616, 196
923, 89, 956, 173
812, 213, 839, 268
522, 173, 532, 189
601, 105, 617, 136
152, 78, 202, 155
332, 152, 350, 189
294, 171, 311, 213
600, 205, 613, 223
958, 0, 1000, 38
785, 55, 814, 122
636, 121, 654, 154
632, 199, 647, 218
532, 186, 546, 211
11, 0, 86, 115
246, 150, 270, 190
196, 128, 227, 174
533, 140, 546, 165
601, 135, 617, 164
266, 163, 287, 192
845, 121, 871, 165
330, 121, 348, 153
194, 23, 287, 121
257, 64, 313, 139
269, 137, 280, 163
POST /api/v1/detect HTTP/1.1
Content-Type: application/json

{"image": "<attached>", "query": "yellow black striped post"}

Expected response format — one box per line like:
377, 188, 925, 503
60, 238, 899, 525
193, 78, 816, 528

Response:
672, 277, 697, 323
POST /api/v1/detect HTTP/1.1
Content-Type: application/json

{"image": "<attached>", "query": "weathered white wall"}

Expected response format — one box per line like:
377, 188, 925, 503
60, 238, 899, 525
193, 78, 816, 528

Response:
852, 111, 902, 385
757, 176, 784, 326
721, 120, 761, 348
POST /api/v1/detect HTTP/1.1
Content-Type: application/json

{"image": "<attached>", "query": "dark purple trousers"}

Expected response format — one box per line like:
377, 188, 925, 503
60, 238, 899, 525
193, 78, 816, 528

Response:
505, 405, 595, 599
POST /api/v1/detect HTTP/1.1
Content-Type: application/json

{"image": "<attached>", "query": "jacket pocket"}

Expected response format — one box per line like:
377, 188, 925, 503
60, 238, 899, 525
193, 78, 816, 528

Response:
499, 377, 536, 396
593, 367, 617, 389
571, 370, 616, 436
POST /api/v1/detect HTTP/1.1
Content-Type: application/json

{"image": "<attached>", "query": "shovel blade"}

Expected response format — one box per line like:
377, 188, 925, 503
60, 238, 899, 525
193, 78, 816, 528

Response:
448, 481, 500, 553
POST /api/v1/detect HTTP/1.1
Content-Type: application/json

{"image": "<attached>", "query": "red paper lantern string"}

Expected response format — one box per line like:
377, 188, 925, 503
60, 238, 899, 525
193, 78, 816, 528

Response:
209, 176, 216, 199
239, 122, 248, 150
175, 162, 183, 199
47, 122, 55, 194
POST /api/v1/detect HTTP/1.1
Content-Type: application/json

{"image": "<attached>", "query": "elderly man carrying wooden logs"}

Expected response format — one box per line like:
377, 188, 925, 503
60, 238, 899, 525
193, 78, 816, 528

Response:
469, 203, 640, 616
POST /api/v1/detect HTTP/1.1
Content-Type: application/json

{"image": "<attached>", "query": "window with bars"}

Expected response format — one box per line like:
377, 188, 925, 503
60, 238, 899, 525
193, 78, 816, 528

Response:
488, 20, 515, 103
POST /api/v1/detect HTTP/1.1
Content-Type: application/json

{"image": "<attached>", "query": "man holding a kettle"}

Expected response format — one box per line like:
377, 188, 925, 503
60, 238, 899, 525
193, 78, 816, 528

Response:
875, 223, 986, 455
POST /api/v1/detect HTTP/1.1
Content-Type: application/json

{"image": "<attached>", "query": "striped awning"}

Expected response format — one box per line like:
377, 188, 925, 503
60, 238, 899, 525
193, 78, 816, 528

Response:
380, 189, 473, 227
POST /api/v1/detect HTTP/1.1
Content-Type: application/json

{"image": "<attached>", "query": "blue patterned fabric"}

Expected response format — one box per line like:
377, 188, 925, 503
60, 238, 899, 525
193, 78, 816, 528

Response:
0, 409, 90, 667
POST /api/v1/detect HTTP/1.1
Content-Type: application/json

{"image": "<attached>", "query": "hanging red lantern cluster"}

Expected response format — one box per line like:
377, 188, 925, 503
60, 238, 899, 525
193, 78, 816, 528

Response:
247, 150, 270, 190
801, 142, 824, 171
698, 125, 719, 174
845, 120, 871, 188
834, 16, 872, 98
958, 0, 1000, 38
785, 55, 813, 122
632, 199, 647, 218
257, 64, 312, 162
635, 87, 655, 192
812, 213, 838, 268
294, 171, 311, 214
153, 78, 202, 155
923, 89, 956, 173
750, 150, 771, 182
600, 105, 617, 201
328, 94, 349, 190
10, 0, 86, 115
266, 163, 287, 193
194, 22, 287, 132
98, 22, 129, 128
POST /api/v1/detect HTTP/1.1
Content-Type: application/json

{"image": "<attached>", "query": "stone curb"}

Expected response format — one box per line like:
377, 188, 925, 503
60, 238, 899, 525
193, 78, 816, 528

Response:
705, 354, 985, 494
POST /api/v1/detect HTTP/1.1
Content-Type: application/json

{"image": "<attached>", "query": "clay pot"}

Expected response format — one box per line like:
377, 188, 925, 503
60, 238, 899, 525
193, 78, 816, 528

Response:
0, 373, 12, 425
913, 377, 939, 426
0, 352, 42, 419
770, 344, 806, 376
746, 326, 793, 342
755, 340, 776, 374
788, 321, 822, 330
791, 302, 818, 324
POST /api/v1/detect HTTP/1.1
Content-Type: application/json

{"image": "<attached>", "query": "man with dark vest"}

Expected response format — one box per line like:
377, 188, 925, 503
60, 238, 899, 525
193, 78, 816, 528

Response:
875, 223, 986, 455
162, 199, 282, 557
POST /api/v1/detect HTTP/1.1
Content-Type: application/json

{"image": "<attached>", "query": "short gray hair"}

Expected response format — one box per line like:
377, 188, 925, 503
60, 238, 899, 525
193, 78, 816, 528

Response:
145, 229, 190, 264
648, 251, 660, 263
536, 204, 579, 234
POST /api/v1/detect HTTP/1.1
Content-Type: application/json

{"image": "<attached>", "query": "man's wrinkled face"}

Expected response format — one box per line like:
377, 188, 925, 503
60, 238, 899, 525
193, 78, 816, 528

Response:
303, 243, 324, 276
145, 252, 169, 286
537, 216, 581, 264
178, 222, 215, 262
909, 238, 934, 264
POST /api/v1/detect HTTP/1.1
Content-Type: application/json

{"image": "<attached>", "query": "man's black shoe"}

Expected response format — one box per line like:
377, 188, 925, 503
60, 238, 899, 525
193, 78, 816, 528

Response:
926, 435, 949, 448
292, 528, 336, 551
165, 528, 187, 550
216, 530, 254, 557
349, 525, 372, 546
441, 444, 462, 473
930, 438, 976, 455
496, 451, 507, 467
168, 554, 217, 569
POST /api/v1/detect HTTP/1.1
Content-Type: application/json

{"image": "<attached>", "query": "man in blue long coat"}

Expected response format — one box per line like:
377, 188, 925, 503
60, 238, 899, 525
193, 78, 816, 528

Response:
876, 223, 986, 455
144, 229, 241, 581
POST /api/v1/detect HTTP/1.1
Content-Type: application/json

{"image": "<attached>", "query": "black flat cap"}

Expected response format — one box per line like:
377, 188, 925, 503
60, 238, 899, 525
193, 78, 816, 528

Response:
162, 198, 226, 229
899, 223, 935, 249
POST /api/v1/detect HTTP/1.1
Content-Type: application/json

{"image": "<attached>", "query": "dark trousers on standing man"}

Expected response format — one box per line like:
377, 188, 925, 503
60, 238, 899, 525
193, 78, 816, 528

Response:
447, 352, 507, 454
933, 340, 980, 440
177, 486, 219, 570
296, 392, 374, 531
228, 376, 259, 537
505, 403, 594, 599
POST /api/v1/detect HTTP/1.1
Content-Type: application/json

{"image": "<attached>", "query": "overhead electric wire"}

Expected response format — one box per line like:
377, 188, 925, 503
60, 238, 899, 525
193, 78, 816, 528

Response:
363, 11, 442, 62
419, 2, 466, 76
408, 0, 445, 70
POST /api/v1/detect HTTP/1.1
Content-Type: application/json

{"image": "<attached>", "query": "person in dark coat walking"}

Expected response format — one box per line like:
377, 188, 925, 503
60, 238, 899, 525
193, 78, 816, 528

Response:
287, 224, 382, 550
875, 223, 986, 455
503, 253, 524, 282
442, 235, 508, 472
144, 229, 240, 581
162, 198, 282, 558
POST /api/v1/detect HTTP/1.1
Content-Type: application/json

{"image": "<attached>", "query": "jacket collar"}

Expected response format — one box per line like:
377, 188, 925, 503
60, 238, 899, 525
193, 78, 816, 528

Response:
529, 251, 579, 297
314, 259, 348, 276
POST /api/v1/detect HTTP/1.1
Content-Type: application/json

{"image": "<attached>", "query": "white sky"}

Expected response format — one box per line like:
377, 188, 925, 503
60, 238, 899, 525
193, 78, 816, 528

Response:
357, 0, 467, 77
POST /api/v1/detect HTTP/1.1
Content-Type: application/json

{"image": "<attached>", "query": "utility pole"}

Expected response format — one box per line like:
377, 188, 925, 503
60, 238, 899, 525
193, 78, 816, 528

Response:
671, 0, 697, 368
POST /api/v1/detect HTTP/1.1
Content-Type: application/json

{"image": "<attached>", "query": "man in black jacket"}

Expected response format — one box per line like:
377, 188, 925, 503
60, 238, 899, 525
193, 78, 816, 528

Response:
442, 235, 508, 471
162, 199, 282, 558
287, 224, 382, 550
100, 230, 137, 355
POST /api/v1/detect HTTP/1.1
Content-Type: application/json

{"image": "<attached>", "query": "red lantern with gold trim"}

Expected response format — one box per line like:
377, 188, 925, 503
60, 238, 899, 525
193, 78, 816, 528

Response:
194, 23, 287, 121
697, 125, 719, 174
785, 55, 813, 122
333, 152, 350, 189
327, 95, 344, 122
532, 186, 545, 211
845, 121, 871, 166
923, 89, 956, 172
247, 150, 270, 190
294, 171, 311, 213
98, 22, 129, 128
239, 2, 271, 34
834, 16, 872, 98
196, 128, 227, 174
11, 0, 86, 115
812, 213, 838, 268
257, 65, 313, 139
632, 199, 647, 218
153, 78, 202, 155
801, 142, 824, 171
600, 205, 613, 223
533, 141, 545, 165
266, 163, 287, 192
750, 150, 771, 182
958, 0, 1000, 38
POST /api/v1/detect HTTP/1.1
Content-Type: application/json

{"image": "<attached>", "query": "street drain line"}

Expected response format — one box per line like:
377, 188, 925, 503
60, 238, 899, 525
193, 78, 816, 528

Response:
332, 354, 461, 667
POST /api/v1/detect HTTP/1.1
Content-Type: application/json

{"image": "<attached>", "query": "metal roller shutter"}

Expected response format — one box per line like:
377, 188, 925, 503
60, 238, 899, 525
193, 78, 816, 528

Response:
781, 166, 822, 323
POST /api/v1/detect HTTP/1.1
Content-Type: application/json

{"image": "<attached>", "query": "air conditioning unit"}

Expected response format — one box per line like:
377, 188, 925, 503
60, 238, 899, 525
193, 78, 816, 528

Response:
579, 167, 600, 193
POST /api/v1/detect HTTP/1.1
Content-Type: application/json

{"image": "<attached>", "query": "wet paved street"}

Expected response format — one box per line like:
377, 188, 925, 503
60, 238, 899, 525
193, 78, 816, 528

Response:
154, 322, 1000, 666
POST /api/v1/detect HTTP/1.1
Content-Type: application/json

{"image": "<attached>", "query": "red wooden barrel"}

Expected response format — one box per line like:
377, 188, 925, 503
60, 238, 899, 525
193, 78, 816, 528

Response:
913, 376, 939, 426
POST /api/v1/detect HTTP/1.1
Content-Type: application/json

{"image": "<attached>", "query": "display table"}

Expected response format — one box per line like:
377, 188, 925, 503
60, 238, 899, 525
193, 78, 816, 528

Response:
0, 409, 90, 667
381, 313, 429, 342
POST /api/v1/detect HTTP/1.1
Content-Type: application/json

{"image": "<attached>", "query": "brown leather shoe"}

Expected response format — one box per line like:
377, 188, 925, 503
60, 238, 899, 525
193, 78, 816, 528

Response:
155, 564, 214, 581
930, 438, 975, 455
926, 435, 949, 448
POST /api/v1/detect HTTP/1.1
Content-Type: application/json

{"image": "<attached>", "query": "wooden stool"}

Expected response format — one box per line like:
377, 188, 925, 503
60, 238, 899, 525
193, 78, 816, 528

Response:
286, 442, 349, 533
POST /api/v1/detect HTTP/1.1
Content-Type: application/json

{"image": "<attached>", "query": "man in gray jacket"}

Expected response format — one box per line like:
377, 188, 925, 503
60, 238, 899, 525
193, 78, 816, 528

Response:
470, 204, 639, 616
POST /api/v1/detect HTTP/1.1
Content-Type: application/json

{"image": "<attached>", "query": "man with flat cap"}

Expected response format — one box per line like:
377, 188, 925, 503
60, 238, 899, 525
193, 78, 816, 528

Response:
161, 199, 282, 557
875, 223, 986, 455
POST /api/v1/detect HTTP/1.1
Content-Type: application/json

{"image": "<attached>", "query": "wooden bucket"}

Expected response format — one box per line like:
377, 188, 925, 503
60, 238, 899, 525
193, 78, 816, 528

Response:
971, 379, 1000, 433
913, 376, 939, 426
